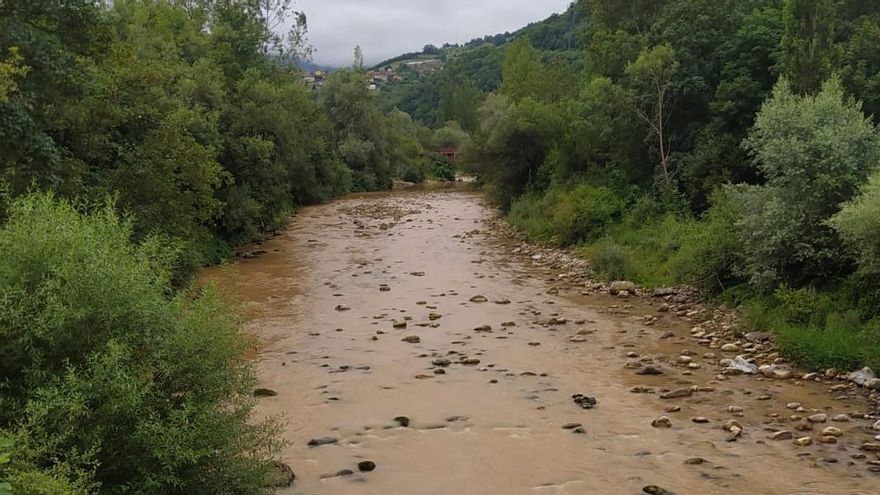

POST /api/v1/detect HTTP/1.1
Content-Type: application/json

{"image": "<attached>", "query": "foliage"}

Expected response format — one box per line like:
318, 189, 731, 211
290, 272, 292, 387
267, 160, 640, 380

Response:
735, 78, 880, 288
0, 194, 280, 495
830, 171, 880, 275
431, 156, 457, 182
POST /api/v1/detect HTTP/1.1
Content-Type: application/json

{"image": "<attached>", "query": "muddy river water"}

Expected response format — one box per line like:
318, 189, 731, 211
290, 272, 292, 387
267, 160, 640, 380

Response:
204, 188, 880, 495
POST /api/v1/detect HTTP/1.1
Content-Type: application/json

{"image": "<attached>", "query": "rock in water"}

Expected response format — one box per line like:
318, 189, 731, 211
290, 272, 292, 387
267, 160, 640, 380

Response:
572, 394, 597, 409
357, 461, 377, 472
850, 366, 876, 386
727, 355, 758, 375
469, 295, 488, 303
393, 416, 410, 427
643, 485, 674, 495
651, 416, 672, 428
660, 388, 692, 399
253, 388, 278, 397
401, 335, 421, 343
307, 436, 338, 447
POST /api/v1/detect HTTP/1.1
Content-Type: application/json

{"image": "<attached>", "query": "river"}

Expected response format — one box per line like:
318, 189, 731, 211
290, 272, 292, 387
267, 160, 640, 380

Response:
203, 187, 880, 495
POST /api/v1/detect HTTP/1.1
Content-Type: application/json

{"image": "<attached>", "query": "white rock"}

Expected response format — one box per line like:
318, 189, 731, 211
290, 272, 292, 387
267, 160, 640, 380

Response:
727, 355, 758, 375
849, 367, 876, 386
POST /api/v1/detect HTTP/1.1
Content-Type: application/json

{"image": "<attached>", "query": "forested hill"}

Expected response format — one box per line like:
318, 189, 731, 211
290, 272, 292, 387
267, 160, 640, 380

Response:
376, 1, 585, 127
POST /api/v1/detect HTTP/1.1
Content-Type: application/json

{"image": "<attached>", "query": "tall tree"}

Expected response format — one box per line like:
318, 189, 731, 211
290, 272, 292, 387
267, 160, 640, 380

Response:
781, 0, 840, 94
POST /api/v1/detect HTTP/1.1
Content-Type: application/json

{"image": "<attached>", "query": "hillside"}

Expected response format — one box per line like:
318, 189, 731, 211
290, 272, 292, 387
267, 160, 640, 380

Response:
375, 1, 585, 127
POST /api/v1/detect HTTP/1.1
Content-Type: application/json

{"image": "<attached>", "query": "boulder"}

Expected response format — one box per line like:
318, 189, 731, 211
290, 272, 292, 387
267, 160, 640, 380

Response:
849, 366, 876, 386
609, 281, 637, 295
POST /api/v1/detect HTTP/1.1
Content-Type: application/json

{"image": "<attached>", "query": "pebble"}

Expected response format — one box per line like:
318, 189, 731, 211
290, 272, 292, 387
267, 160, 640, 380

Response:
307, 436, 338, 447
402, 335, 421, 343
469, 295, 488, 303
357, 461, 376, 472
660, 388, 692, 399
651, 416, 672, 428
794, 436, 813, 446
807, 413, 828, 423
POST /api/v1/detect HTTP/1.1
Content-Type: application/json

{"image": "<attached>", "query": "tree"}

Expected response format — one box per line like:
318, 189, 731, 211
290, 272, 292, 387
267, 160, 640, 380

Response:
734, 78, 880, 288
0, 48, 28, 102
500, 38, 544, 102
623, 43, 680, 188
781, 0, 840, 94
353, 45, 365, 69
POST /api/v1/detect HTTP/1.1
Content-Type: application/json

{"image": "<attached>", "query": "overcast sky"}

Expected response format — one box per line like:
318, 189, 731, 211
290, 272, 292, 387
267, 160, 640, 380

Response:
294, 0, 574, 67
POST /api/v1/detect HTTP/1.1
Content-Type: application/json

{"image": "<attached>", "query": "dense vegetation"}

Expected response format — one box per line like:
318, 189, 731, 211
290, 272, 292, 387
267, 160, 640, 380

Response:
405, 0, 880, 371
0, 0, 441, 493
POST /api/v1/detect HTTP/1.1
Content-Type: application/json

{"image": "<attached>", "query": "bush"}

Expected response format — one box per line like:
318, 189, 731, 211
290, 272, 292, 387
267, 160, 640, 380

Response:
508, 182, 625, 246
431, 156, 457, 181
830, 170, 880, 275
587, 238, 636, 281
0, 194, 280, 495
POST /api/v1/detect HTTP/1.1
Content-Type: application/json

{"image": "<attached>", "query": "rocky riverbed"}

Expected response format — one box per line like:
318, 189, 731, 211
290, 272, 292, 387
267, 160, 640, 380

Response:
204, 187, 880, 495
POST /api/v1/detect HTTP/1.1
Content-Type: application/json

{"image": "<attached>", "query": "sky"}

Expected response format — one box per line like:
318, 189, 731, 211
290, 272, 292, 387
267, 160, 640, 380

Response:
293, 0, 574, 67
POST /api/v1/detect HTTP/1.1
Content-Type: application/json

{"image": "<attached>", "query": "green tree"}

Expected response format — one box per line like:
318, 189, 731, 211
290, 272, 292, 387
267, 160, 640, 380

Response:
734, 77, 880, 288
622, 43, 680, 188
781, 0, 840, 94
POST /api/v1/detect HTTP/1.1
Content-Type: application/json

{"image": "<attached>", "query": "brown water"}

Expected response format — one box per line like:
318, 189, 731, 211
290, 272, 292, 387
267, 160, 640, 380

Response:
203, 189, 880, 495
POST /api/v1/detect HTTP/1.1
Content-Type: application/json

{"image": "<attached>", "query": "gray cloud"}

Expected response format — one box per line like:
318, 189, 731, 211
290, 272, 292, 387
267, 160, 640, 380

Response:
293, 0, 574, 66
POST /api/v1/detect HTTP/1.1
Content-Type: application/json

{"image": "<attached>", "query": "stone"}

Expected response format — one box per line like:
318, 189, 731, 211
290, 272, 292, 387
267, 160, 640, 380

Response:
807, 413, 828, 423
822, 426, 843, 438
727, 355, 758, 374
721, 343, 740, 352
684, 457, 706, 465
392, 320, 407, 329
393, 416, 410, 427
334, 304, 350, 311
572, 394, 597, 410
692, 417, 710, 424
432, 357, 452, 367
637, 365, 664, 376
745, 331, 772, 343
832, 414, 851, 422
609, 281, 637, 295
307, 436, 338, 447
267, 461, 295, 488
769, 430, 794, 441
865, 378, 880, 390
253, 388, 278, 397
460, 357, 481, 366
562, 423, 583, 430
723, 419, 743, 432
849, 366, 876, 386
660, 388, 692, 399
402, 335, 421, 343
761, 365, 793, 380
357, 461, 376, 472
469, 295, 488, 303
651, 416, 672, 428
861, 443, 880, 452
335, 469, 354, 477
568, 335, 588, 343
794, 436, 813, 446
785, 402, 802, 410
643, 486, 673, 495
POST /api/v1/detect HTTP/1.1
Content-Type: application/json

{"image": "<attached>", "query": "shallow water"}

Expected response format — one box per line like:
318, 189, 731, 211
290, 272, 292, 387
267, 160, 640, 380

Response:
203, 188, 880, 495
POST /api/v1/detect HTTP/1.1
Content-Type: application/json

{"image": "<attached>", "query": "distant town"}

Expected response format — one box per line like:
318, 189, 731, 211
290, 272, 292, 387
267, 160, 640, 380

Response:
302, 58, 445, 91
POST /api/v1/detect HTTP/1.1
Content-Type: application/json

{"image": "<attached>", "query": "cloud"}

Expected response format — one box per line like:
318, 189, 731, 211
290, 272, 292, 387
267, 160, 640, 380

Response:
293, 0, 574, 66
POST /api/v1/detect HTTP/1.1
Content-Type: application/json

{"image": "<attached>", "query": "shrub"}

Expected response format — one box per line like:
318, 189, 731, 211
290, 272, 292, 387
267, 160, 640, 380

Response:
431, 156, 457, 181
587, 238, 636, 281
830, 170, 880, 275
0, 194, 280, 495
